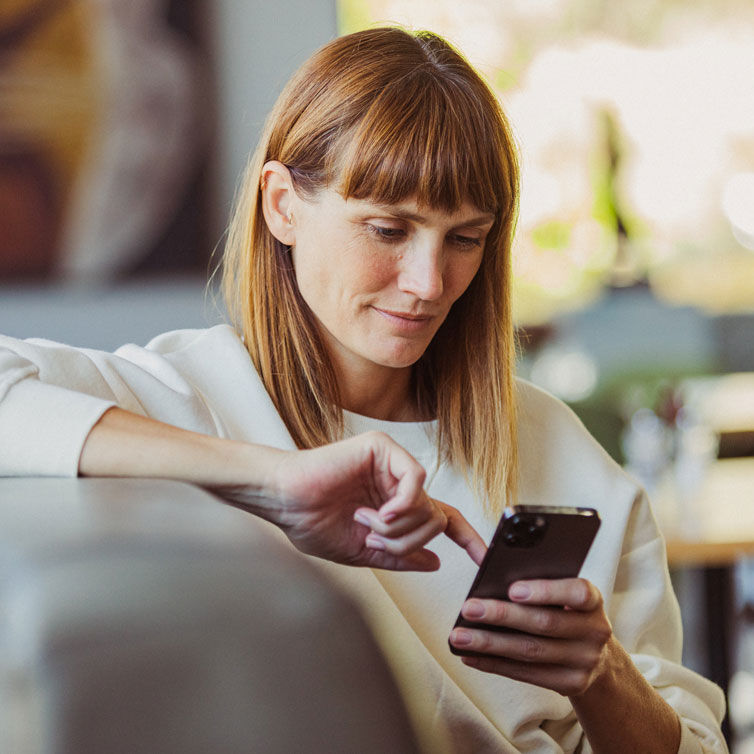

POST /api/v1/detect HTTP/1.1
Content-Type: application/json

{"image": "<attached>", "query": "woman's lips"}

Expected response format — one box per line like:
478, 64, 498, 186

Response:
372, 307, 434, 332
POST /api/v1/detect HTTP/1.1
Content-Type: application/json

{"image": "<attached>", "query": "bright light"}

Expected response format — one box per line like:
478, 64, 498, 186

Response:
722, 172, 754, 251
529, 346, 599, 402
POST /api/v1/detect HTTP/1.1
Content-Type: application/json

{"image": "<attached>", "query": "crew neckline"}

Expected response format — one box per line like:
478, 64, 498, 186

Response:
343, 409, 437, 460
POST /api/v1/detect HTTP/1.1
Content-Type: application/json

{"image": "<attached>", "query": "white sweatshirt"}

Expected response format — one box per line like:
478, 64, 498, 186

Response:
0, 325, 727, 752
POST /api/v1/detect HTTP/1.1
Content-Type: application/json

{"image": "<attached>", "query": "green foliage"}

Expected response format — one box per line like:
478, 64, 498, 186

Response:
531, 220, 572, 251
590, 153, 618, 232
494, 69, 518, 92
338, 0, 374, 34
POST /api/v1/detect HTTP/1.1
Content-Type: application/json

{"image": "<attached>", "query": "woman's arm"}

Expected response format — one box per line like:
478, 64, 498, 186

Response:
449, 579, 682, 753
569, 632, 682, 753
2, 334, 486, 570
80, 407, 487, 571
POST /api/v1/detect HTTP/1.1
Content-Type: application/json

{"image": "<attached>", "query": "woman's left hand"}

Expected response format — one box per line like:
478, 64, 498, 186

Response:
449, 578, 614, 697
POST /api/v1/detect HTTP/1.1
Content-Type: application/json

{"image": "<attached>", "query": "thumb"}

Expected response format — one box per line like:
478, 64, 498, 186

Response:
364, 547, 441, 572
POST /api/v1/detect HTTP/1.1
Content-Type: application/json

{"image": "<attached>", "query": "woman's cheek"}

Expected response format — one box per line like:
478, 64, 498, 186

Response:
345, 239, 399, 290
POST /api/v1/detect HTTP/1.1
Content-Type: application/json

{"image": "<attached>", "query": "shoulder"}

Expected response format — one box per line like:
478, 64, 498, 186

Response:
514, 376, 606, 456
514, 376, 615, 464
112, 324, 290, 445
513, 379, 666, 599
513, 377, 639, 513
102, 324, 256, 398
111, 324, 249, 372
139, 324, 245, 356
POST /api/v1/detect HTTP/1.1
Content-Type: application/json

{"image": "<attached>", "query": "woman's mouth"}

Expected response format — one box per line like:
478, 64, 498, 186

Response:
372, 307, 434, 332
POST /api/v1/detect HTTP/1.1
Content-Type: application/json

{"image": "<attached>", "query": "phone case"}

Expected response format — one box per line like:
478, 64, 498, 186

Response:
450, 505, 601, 655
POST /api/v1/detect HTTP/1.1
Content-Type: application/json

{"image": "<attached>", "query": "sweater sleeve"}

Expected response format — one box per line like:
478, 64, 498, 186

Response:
604, 489, 728, 754
0, 332, 220, 477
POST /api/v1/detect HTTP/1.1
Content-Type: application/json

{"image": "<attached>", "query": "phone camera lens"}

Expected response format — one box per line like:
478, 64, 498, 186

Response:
503, 513, 548, 547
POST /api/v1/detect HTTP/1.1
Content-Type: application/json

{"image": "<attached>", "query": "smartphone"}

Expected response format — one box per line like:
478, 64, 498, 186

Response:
450, 504, 601, 656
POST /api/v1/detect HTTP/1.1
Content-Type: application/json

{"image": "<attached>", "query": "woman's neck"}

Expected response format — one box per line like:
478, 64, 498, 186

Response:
340, 377, 423, 422
334, 359, 426, 422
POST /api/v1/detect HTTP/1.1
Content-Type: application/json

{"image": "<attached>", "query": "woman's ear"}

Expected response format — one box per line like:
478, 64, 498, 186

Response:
260, 161, 296, 246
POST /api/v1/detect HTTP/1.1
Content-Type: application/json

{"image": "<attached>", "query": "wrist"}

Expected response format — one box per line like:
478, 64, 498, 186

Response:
570, 637, 682, 754
570, 635, 625, 701
202, 439, 290, 520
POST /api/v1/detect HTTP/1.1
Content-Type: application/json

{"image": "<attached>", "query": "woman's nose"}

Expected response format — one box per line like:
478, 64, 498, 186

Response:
397, 244, 444, 301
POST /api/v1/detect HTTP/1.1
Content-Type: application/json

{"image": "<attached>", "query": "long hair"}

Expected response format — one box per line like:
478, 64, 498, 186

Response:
222, 27, 519, 516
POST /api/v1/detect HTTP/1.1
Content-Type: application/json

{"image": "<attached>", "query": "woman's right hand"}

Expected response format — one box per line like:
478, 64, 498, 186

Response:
80, 410, 485, 572
224, 431, 487, 571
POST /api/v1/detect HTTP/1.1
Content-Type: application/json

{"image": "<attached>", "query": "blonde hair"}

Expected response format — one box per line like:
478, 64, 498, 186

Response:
222, 27, 519, 516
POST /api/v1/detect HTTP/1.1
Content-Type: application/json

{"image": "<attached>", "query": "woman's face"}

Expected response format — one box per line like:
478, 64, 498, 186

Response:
289, 188, 494, 381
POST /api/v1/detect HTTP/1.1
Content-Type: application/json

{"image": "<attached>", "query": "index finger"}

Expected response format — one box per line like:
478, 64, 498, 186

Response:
376, 462, 427, 521
437, 501, 487, 566
369, 434, 427, 521
508, 578, 602, 611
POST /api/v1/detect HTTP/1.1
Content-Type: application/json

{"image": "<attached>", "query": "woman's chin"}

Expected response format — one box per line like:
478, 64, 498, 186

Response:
373, 347, 428, 370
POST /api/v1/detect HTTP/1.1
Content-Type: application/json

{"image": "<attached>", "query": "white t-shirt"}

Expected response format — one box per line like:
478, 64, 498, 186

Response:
0, 325, 727, 752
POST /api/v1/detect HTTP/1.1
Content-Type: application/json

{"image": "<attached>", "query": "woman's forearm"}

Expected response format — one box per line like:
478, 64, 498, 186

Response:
78, 406, 281, 499
571, 637, 682, 753
78, 407, 485, 571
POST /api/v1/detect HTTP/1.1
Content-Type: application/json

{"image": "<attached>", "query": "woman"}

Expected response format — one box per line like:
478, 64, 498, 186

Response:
0, 27, 725, 752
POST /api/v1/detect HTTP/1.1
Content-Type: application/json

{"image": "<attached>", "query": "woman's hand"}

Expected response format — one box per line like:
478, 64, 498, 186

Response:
81, 411, 485, 572
449, 577, 613, 696
448, 578, 684, 752
222, 430, 487, 571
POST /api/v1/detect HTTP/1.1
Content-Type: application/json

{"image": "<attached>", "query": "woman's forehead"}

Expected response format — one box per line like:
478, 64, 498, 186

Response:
339, 192, 496, 225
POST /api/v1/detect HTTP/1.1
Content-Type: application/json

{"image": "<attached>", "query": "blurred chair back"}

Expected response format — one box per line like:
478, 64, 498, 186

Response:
0, 478, 419, 754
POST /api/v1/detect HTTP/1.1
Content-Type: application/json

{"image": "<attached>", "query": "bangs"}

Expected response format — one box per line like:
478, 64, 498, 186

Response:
331, 71, 512, 217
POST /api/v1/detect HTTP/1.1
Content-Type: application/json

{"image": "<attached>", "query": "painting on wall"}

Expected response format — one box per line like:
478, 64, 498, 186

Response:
0, 0, 213, 283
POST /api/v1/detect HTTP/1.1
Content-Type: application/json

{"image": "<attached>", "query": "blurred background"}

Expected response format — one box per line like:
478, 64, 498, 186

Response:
1, 0, 753, 748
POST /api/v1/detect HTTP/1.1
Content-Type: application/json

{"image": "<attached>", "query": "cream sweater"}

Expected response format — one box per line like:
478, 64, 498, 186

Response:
0, 325, 727, 752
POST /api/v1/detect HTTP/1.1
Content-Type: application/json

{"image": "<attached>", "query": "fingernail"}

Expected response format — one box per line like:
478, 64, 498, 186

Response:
354, 512, 370, 527
380, 511, 397, 523
463, 600, 484, 619
509, 584, 531, 600
365, 534, 386, 551
452, 629, 472, 646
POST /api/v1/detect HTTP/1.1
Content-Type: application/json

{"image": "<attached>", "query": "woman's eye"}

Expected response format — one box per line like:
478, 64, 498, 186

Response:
367, 224, 405, 242
450, 234, 482, 248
